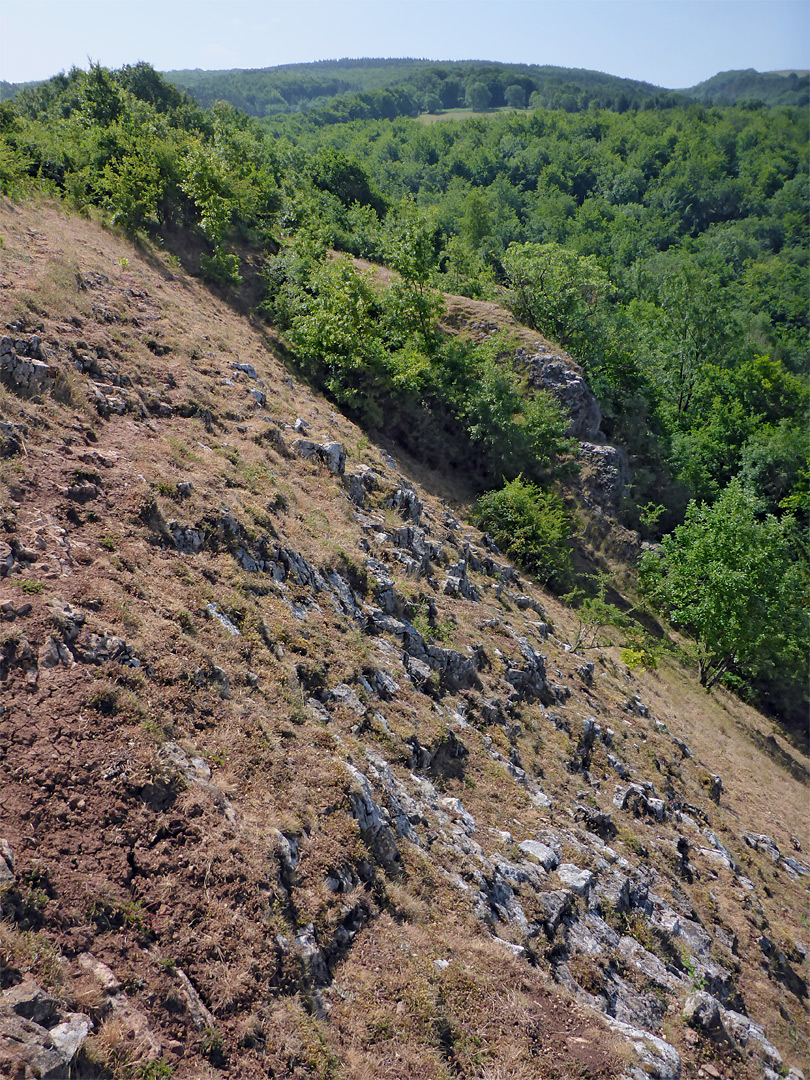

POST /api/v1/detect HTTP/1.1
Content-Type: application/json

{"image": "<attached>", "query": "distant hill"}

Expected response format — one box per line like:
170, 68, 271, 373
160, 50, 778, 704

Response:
0, 79, 39, 101
681, 67, 810, 106
161, 58, 679, 118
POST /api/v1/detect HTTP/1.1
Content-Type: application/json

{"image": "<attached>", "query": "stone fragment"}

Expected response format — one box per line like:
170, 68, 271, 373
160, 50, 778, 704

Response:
293, 439, 346, 475
328, 683, 366, 715
519, 840, 560, 871
0, 1012, 69, 1078
0, 839, 15, 884
173, 968, 216, 1031
385, 486, 422, 524
536, 890, 572, 935
48, 1014, 92, 1061
605, 1016, 681, 1080
574, 803, 616, 839
719, 1005, 783, 1071
1, 979, 59, 1027
742, 832, 780, 863
556, 863, 593, 897
683, 990, 721, 1033
346, 764, 401, 874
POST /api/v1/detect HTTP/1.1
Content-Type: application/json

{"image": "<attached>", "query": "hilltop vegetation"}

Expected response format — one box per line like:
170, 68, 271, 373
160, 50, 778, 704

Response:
682, 68, 810, 107
163, 58, 677, 120
160, 59, 810, 120
0, 61, 807, 722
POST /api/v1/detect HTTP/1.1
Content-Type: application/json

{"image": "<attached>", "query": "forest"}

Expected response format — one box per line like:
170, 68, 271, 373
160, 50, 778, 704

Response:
160, 58, 810, 118
0, 61, 807, 726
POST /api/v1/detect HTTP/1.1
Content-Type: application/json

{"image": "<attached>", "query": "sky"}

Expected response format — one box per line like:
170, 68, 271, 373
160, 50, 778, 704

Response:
1, 0, 808, 89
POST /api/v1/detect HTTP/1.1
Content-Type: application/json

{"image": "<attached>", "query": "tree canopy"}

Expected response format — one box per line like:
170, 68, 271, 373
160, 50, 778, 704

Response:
639, 481, 808, 712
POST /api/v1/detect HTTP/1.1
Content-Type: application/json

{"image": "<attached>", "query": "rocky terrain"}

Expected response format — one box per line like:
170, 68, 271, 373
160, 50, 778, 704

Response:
0, 197, 808, 1080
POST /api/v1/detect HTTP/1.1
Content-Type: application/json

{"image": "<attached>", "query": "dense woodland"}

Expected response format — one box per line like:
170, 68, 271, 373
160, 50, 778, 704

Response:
162, 59, 679, 119
0, 61, 807, 725
160, 59, 810, 118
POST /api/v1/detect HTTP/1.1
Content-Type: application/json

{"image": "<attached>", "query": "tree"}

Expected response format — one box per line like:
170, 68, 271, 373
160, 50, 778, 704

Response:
504, 84, 526, 110
310, 147, 385, 215
382, 204, 444, 346
421, 90, 442, 114
629, 259, 735, 422
639, 479, 809, 693
465, 82, 491, 111
501, 241, 613, 349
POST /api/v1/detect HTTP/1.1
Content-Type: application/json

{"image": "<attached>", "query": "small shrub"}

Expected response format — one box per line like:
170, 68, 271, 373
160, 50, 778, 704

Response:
473, 476, 573, 591
200, 1025, 225, 1065
621, 646, 657, 672
138, 1061, 175, 1079
19, 580, 44, 594
88, 681, 120, 715
52, 364, 87, 409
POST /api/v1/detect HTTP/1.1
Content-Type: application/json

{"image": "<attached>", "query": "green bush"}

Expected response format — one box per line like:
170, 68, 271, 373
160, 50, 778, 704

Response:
473, 476, 572, 591
639, 479, 809, 718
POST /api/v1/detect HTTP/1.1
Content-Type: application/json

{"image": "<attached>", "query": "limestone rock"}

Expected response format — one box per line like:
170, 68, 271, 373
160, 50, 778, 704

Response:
683, 990, 722, 1033
294, 438, 346, 475
47, 1014, 92, 1061
346, 764, 402, 874
517, 345, 602, 441
206, 603, 240, 637
519, 839, 560, 871
536, 890, 573, 935
1, 979, 60, 1028
557, 864, 594, 897
577, 441, 630, 512
605, 1016, 681, 1080
0, 977, 93, 1079
328, 683, 366, 715
385, 486, 422, 524
0, 839, 15, 885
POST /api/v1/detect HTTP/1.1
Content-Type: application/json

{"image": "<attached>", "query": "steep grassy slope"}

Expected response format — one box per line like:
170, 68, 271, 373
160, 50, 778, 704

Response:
0, 200, 808, 1080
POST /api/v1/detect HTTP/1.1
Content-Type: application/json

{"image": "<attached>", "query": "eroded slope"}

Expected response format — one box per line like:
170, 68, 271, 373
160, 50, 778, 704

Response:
0, 199, 808, 1080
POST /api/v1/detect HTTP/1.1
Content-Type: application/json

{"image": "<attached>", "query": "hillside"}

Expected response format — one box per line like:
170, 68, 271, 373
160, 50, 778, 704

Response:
681, 69, 810, 107
0, 198, 808, 1080
161, 60, 675, 119
162, 60, 807, 117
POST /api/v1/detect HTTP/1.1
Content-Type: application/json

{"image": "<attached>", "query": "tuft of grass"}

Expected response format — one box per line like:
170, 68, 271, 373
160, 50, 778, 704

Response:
51, 363, 88, 409
87, 895, 151, 937
0, 920, 63, 988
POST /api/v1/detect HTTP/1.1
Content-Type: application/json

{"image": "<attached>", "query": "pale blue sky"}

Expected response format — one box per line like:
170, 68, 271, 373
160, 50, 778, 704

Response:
2, 0, 807, 88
